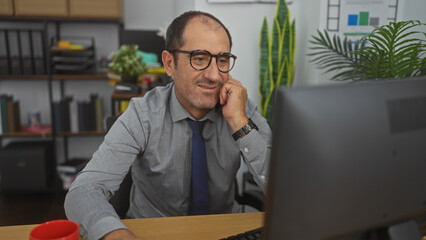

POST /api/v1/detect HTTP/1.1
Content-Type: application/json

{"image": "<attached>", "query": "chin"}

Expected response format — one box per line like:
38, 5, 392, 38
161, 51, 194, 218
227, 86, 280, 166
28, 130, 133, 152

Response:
196, 101, 218, 110
193, 98, 219, 110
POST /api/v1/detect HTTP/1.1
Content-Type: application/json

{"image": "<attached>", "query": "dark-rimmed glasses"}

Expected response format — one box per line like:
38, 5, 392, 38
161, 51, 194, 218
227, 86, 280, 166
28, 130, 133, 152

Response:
169, 49, 237, 73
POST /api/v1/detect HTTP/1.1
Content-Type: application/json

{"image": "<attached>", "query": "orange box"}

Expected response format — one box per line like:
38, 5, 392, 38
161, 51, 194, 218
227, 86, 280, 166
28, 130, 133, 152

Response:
14, 0, 68, 17
69, 0, 122, 19
0, 0, 14, 16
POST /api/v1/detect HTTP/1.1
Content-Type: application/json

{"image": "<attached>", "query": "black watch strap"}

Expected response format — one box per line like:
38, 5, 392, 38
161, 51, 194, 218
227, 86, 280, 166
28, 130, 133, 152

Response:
232, 119, 259, 141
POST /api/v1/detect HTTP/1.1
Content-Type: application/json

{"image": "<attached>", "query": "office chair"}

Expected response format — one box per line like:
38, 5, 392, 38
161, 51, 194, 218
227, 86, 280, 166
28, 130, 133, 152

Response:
235, 172, 265, 212
105, 116, 265, 218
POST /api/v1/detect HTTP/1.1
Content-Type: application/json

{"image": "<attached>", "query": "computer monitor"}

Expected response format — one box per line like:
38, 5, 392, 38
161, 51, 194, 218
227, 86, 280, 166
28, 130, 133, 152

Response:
119, 29, 165, 62
264, 77, 426, 240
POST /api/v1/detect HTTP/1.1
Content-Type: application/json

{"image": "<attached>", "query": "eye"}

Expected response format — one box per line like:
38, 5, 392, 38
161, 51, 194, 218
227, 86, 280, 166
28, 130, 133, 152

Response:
218, 55, 230, 65
191, 52, 210, 65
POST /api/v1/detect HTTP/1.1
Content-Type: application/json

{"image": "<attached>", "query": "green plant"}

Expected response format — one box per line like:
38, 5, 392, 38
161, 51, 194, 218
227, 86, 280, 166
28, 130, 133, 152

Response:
259, 0, 296, 125
308, 20, 426, 81
108, 45, 147, 77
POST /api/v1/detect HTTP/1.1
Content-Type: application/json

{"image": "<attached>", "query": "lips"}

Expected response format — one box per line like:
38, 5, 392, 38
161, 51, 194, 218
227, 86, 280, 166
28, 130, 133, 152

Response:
198, 84, 218, 90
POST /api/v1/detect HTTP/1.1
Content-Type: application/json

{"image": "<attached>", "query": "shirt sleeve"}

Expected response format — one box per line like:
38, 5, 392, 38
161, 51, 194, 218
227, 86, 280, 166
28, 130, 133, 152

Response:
237, 101, 272, 193
64, 99, 146, 240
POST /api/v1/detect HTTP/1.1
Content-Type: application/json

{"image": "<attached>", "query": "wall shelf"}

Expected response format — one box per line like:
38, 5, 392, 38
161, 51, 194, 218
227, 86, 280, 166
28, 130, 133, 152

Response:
57, 131, 106, 136
0, 131, 52, 137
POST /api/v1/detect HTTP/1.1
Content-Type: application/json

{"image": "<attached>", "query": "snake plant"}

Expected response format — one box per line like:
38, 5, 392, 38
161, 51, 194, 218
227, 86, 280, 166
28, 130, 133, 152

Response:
259, 0, 296, 125
308, 20, 426, 81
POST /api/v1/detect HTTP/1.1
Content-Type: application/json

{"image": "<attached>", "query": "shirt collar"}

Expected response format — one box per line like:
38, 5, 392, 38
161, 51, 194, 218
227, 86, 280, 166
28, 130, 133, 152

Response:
169, 82, 220, 123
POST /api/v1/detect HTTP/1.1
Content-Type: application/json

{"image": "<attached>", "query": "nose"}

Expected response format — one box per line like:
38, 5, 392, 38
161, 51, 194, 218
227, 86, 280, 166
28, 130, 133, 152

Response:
203, 57, 223, 83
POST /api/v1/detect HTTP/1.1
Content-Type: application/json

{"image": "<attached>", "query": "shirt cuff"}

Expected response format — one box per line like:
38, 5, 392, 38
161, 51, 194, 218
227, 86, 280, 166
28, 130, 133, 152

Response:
237, 130, 268, 189
87, 216, 128, 240
237, 129, 266, 162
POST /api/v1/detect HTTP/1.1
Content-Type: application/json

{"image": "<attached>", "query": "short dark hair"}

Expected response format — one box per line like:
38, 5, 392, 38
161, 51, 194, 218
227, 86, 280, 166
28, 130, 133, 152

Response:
165, 11, 233, 52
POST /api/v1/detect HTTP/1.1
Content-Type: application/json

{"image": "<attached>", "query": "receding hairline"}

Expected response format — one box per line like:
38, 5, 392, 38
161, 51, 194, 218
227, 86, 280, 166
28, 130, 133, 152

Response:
180, 15, 231, 49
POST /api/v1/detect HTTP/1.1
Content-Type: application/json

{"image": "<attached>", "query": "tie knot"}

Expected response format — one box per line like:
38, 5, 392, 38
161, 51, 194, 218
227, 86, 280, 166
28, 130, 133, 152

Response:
188, 119, 205, 135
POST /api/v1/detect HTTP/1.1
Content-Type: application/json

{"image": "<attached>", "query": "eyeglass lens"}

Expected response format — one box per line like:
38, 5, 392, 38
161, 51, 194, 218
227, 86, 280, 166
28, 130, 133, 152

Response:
191, 50, 235, 72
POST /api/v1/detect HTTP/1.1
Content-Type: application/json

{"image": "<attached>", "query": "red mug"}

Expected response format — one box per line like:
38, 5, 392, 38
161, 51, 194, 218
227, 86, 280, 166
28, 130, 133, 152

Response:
29, 220, 79, 240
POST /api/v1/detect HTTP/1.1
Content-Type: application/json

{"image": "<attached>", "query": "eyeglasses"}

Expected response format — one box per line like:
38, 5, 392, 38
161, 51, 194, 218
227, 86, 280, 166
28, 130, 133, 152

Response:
169, 49, 237, 73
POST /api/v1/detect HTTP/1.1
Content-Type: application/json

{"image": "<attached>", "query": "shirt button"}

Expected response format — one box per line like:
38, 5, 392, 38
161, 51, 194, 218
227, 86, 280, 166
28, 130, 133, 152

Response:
244, 147, 249, 153
260, 175, 266, 180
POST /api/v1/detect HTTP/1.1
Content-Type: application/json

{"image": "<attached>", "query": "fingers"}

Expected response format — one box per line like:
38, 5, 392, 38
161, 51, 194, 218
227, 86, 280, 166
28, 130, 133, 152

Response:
219, 75, 247, 106
226, 75, 242, 86
220, 75, 242, 104
220, 84, 229, 105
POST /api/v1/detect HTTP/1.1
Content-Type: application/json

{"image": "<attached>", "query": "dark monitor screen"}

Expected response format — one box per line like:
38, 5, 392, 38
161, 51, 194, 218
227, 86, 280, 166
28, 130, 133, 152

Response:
119, 29, 165, 62
265, 77, 426, 240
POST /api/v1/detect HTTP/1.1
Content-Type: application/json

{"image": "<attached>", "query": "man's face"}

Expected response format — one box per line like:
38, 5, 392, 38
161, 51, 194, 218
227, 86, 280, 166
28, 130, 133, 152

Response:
172, 18, 231, 118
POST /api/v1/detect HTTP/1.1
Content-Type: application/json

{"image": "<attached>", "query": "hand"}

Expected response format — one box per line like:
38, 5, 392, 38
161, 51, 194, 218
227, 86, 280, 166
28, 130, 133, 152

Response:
101, 229, 145, 240
219, 75, 249, 131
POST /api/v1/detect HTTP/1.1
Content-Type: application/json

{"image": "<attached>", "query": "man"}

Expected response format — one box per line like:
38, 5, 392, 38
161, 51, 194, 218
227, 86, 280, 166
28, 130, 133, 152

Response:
64, 11, 272, 240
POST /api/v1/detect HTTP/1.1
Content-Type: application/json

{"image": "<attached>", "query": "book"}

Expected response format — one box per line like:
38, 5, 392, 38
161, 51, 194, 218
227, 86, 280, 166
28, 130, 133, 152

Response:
57, 158, 90, 190
120, 100, 130, 114
53, 101, 64, 132
6, 100, 21, 132
62, 97, 72, 132
77, 101, 89, 132
0, 95, 12, 133
0, 99, 2, 135
53, 97, 72, 132
69, 101, 79, 133
115, 82, 140, 94
89, 94, 98, 131
95, 97, 103, 132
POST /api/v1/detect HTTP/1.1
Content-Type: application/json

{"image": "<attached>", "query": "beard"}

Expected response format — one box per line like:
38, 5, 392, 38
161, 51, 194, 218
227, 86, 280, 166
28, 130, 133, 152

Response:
175, 78, 223, 113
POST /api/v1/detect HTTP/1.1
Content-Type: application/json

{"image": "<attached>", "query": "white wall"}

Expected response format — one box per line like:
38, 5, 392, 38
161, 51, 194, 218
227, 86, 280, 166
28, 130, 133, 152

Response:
124, 0, 176, 30
398, 0, 426, 23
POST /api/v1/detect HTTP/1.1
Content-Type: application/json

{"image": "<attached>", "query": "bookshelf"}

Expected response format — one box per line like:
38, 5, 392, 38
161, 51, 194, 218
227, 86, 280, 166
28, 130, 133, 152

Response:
0, 16, 121, 164
111, 92, 145, 116
0, 74, 110, 136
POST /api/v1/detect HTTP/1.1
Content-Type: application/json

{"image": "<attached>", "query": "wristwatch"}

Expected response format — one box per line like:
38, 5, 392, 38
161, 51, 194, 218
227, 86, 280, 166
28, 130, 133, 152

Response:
232, 119, 259, 141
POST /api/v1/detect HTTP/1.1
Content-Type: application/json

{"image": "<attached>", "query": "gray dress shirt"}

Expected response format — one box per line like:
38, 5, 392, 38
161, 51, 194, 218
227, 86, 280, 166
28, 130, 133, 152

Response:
64, 82, 272, 240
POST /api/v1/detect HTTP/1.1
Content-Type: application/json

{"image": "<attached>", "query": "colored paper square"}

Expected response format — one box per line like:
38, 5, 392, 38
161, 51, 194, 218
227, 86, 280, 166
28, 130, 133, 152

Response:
348, 14, 358, 26
370, 17, 379, 26
359, 12, 369, 26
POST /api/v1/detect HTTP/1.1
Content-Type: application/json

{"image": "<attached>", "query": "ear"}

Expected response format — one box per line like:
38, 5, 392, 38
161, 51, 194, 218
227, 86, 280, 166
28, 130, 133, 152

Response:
162, 50, 175, 77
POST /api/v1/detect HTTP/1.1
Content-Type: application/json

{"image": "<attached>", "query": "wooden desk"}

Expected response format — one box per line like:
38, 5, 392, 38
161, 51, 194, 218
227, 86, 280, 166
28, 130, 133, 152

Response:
0, 212, 264, 240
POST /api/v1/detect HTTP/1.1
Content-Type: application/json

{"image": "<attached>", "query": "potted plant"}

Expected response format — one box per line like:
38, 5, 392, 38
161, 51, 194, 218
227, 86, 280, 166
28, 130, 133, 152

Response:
108, 44, 147, 82
308, 20, 426, 81
259, 0, 296, 125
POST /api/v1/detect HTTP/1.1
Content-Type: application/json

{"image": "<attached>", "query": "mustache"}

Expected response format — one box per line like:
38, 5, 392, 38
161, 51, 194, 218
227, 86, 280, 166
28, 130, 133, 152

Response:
195, 79, 223, 87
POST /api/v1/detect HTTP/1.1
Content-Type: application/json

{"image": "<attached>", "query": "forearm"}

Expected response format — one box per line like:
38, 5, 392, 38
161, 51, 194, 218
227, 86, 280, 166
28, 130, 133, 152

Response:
64, 100, 145, 239
102, 229, 145, 240
237, 109, 272, 193
64, 182, 128, 240
238, 129, 271, 193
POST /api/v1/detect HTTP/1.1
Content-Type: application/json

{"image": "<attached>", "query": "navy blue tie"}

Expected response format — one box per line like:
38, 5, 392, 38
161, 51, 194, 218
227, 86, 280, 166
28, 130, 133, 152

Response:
187, 119, 209, 215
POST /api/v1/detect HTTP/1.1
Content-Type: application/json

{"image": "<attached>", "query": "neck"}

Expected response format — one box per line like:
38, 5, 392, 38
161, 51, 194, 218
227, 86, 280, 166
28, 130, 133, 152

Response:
174, 89, 210, 120
187, 107, 209, 120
